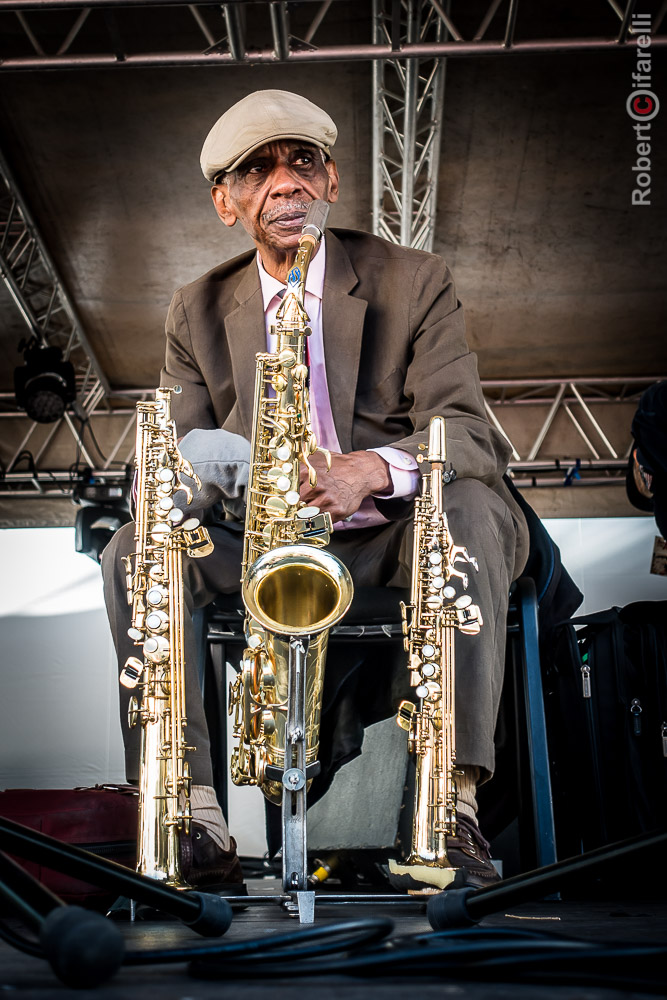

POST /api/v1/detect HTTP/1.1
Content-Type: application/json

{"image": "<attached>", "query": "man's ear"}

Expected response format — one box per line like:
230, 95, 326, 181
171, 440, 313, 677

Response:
211, 184, 237, 228
325, 160, 340, 205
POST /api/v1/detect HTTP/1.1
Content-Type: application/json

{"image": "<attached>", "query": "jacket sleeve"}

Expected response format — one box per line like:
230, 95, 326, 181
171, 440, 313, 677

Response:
160, 289, 218, 437
388, 256, 511, 487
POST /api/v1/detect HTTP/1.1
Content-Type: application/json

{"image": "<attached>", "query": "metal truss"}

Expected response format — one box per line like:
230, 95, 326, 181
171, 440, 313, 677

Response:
0, 0, 664, 71
481, 377, 664, 488
1, 379, 661, 499
372, 0, 446, 250
1, 0, 664, 505
0, 146, 118, 472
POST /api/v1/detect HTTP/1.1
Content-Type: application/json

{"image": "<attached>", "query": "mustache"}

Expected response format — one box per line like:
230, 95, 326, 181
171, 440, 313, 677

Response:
261, 201, 311, 224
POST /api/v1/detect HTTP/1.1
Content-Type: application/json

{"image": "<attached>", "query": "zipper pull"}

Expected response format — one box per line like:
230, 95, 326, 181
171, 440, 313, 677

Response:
580, 653, 591, 698
662, 722, 667, 758
630, 698, 642, 736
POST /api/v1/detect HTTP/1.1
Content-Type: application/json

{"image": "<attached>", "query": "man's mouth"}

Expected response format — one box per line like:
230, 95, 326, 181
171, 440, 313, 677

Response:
263, 203, 310, 230
267, 211, 307, 229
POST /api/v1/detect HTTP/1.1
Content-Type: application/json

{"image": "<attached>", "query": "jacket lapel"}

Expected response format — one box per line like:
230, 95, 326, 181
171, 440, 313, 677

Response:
322, 231, 367, 454
224, 257, 266, 437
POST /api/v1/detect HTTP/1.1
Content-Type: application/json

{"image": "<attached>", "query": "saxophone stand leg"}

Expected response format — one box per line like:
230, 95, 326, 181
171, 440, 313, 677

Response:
281, 637, 315, 924
0, 850, 125, 989
0, 816, 233, 937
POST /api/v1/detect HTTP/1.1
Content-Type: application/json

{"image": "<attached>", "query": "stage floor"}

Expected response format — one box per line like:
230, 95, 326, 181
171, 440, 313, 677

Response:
2, 879, 666, 998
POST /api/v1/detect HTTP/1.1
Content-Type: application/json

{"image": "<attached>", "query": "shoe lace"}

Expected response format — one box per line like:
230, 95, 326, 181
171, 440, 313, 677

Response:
455, 813, 491, 854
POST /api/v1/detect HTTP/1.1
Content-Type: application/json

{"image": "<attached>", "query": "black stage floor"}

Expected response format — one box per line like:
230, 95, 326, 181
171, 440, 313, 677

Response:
2, 879, 667, 998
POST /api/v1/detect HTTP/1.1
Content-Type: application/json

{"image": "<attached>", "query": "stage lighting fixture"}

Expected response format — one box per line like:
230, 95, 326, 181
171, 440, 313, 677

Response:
74, 505, 131, 563
14, 344, 77, 423
73, 479, 132, 563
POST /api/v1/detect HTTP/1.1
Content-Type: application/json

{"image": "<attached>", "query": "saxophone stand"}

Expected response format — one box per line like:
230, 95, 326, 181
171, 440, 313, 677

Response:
280, 636, 315, 923
0, 815, 233, 939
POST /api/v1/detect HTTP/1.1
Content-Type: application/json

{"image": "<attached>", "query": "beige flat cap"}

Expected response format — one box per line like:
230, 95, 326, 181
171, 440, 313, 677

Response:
200, 89, 337, 181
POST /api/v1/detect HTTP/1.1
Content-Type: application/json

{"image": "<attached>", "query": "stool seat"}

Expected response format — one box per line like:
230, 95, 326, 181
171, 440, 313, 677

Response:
209, 586, 410, 630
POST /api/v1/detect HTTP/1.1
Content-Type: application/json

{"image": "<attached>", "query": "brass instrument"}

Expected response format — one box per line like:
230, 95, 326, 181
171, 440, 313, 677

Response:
389, 416, 482, 892
229, 200, 354, 805
120, 385, 213, 888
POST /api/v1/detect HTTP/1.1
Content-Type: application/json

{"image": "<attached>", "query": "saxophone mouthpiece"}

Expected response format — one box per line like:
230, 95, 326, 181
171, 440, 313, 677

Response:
301, 199, 329, 241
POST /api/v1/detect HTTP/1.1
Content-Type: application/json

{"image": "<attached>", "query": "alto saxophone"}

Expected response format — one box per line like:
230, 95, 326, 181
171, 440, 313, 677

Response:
120, 385, 213, 887
389, 416, 482, 892
229, 200, 354, 805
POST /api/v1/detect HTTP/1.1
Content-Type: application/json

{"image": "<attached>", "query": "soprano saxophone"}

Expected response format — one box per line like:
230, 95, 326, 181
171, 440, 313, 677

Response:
120, 385, 213, 888
389, 416, 482, 892
228, 200, 354, 805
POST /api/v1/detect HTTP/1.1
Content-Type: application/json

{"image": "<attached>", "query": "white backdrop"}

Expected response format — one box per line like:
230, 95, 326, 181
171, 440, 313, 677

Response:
1, 516, 664, 855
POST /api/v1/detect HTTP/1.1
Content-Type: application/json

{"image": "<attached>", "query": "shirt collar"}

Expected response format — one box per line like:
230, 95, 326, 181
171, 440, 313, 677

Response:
257, 237, 327, 313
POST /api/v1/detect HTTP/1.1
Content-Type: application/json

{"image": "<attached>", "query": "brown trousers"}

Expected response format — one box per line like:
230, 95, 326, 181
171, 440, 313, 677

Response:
101, 478, 524, 788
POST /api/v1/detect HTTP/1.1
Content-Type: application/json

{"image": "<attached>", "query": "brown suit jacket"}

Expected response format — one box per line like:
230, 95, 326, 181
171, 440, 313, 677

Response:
161, 228, 529, 577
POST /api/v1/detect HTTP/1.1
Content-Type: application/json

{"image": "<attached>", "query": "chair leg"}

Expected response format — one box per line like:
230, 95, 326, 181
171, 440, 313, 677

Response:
515, 577, 557, 868
200, 619, 229, 824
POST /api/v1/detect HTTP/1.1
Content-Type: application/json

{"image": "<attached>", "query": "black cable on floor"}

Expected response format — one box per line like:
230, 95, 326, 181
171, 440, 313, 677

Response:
0, 919, 42, 959
124, 917, 393, 965
188, 926, 667, 993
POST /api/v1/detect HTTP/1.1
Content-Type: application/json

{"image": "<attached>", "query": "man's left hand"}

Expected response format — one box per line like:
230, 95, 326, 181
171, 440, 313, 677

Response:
299, 450, 392, 523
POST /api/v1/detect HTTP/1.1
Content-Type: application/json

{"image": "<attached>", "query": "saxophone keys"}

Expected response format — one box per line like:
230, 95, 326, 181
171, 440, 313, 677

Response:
416, 680, 440, 702
265, 495, 289, 517
181, 516, 200, 531
397, 700, 416, 731
127, 694, 140, 727
145, 609, 169, 634
150, 522, 171, 544
121, 657, 144, 690
143, 635, 170, 663
147, 585, 169, 609
278, 348, 296, 368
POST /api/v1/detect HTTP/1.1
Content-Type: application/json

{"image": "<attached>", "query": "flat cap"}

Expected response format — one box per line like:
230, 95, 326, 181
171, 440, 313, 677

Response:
200, 89, 338, 182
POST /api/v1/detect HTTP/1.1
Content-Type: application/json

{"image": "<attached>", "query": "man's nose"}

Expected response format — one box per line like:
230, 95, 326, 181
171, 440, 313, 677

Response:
268, 162, 303, 197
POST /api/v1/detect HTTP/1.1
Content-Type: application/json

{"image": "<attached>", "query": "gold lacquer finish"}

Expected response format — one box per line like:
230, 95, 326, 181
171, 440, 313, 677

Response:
229, 201, 354, 805
120, 386, 213, 888
389, 416, 483, 892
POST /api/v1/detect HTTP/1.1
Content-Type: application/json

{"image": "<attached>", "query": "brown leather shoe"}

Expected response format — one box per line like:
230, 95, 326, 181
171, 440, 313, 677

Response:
180, 825, 247, 896
445, 814, 501, 888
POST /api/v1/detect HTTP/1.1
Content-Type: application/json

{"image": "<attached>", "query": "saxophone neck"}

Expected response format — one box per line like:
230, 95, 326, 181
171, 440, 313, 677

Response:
275, 199, 329, 333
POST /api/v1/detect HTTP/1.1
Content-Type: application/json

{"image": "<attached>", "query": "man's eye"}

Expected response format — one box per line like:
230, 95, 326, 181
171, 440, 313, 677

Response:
292, 155, 314, 167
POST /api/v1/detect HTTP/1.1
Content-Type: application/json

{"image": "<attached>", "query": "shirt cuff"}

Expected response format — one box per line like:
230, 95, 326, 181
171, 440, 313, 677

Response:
369, 447, 420, 500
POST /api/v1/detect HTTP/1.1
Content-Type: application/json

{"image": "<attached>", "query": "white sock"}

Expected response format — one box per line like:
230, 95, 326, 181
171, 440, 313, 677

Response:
190, 785, 231, 851
456, 765, 480, 823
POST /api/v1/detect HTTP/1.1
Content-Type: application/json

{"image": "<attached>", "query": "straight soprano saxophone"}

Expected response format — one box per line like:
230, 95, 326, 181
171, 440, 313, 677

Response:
229, 200, 353, 805
389, 416, 482, 893
120, 386, 213, 888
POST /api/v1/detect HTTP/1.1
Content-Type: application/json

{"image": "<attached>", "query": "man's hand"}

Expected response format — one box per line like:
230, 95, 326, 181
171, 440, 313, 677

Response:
299, 450, 392, 523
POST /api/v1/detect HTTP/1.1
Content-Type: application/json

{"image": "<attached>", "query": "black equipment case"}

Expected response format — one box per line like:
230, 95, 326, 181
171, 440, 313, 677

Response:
542, 601, 667, 861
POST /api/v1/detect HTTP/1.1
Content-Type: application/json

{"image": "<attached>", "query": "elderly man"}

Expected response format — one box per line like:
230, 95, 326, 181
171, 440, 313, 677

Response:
102, 90, 529, 892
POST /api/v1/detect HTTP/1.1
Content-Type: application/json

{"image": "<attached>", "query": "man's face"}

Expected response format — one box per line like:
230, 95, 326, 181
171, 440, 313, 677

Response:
211, 140, 339, 256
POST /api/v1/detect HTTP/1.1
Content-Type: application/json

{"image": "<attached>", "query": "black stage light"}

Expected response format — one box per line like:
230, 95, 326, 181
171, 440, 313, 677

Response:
74, 505, 131, 563
14, 344, 77, 423
73, 479, 132, 563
